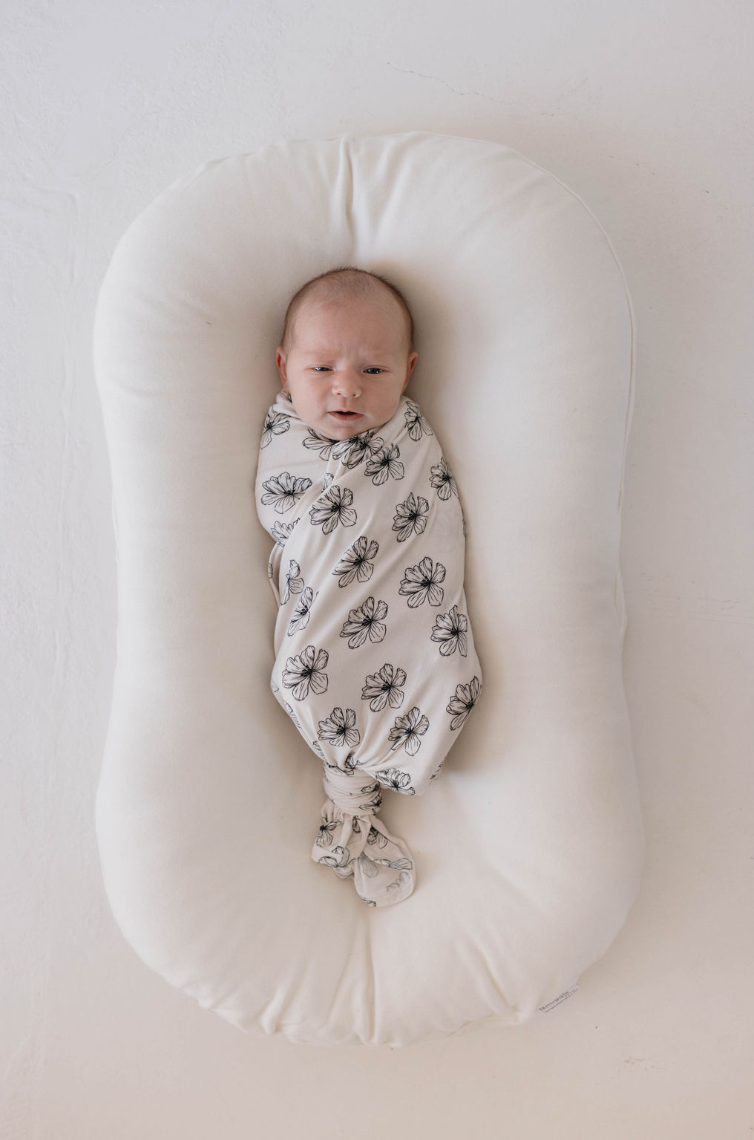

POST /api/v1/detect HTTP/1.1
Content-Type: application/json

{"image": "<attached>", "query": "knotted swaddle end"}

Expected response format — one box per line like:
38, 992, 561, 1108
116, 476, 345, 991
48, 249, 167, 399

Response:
312, 758, 416, 907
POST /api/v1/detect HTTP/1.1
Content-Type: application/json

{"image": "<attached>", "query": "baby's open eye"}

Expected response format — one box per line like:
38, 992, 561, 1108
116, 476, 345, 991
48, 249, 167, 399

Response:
364, 367, 384, 374
312, 366, 331, 372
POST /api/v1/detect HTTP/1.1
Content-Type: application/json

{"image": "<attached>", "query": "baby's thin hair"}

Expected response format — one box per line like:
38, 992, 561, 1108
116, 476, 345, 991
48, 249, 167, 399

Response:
279, 266, 414, 354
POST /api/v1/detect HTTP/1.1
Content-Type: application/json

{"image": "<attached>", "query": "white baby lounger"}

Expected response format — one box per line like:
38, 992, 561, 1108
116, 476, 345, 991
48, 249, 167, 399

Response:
93, 131, 644, 1047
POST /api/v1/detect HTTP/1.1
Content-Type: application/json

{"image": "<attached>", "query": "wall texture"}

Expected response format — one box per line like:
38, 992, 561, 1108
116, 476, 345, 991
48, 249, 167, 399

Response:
2, 1, 752, 1136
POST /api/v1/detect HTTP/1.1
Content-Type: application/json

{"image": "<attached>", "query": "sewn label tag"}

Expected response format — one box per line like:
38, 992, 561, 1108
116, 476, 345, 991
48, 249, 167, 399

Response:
538, 983, 580, 1013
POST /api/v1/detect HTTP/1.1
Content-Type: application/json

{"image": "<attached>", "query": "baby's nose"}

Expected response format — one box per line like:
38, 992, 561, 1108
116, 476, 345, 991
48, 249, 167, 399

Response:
332, 370, 362, 396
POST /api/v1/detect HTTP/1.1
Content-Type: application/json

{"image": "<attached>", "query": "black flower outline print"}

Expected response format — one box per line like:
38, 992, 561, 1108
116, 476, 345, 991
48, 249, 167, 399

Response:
317, 708, 361, 749
261, 408, 292, 448
430, 605, 468, 657
310, 738, 326, 760
356, 786, 383, 813
430, 456, 458, 500
281, 558, 304, 605
404, 400, 434, 440
331, 430, 384, 469
364, 442, 405, 486
385, 870, 413, 895
356, 854, 380, 878
287, 587, 318, 636
322, 471, 334, 491
281, 645, 330, 701
393, 491, 429, 542
309, 485, 357, 535
358, 850, 414, 877
361, 663, 407, 712
303, 431, 339, 459
323, 751, 360, 775
399, 555, 446, 608
378, 857, 415, 870
340, 596, 388, 649
388, 706, 430, 757
272, 517, 300, 547
315, 817, 339, 847
261, 470, 314, 514
374, 767, 417, 795
367, 826, 389, 850
446, 675, 482, 731
326, 810, 375, 844
332, 536, 379, 587
316, 845, 353, 871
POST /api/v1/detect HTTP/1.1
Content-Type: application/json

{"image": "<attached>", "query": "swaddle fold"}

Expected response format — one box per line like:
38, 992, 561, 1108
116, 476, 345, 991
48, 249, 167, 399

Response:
255, 390, 482, 907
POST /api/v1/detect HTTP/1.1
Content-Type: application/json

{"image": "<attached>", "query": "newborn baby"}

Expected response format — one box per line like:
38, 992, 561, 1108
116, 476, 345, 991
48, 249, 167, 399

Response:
255, 267, 483, 907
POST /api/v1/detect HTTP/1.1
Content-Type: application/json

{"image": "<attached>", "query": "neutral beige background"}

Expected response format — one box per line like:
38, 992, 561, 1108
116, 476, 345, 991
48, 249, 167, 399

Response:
2, 0, 752, 1136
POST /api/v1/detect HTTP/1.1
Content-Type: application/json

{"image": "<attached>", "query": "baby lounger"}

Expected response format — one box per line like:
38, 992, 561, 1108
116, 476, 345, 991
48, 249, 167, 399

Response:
93, 131, 644, 1047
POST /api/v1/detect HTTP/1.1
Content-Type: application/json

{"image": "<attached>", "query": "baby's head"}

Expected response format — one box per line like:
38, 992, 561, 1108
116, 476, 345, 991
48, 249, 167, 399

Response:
276, 266, 418, 440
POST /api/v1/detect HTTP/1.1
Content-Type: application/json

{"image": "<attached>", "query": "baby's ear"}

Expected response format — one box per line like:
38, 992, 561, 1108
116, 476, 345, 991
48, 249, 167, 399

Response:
402, 352, 418, 392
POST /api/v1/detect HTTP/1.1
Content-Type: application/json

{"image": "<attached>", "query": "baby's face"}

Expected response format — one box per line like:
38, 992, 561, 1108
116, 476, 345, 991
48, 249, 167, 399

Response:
276, 293, 418, 440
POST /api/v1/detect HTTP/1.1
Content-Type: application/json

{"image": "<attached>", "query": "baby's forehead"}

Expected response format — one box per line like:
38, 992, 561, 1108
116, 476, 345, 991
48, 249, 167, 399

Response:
299, 284, 395, 319
295, 294, 403, 339
309, 291, 404, 329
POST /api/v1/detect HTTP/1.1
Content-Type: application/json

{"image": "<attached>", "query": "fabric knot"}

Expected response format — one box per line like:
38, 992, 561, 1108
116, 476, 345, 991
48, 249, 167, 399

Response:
311, 757, 416, 908
322, 760, 382, 817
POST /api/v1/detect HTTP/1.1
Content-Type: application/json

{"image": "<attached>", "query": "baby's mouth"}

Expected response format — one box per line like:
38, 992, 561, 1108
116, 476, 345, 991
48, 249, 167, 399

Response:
329, 410, 362, 421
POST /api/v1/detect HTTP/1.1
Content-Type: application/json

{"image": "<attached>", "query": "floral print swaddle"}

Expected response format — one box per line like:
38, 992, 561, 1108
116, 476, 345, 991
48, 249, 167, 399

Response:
254, 390, 483, 907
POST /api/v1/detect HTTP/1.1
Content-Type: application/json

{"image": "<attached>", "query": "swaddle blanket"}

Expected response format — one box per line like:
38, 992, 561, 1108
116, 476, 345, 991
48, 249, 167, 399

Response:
254, 390, 483, 907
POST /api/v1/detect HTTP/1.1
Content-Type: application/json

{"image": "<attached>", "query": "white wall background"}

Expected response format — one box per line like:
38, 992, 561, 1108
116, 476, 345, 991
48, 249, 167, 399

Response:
3, 1, 752, 1136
